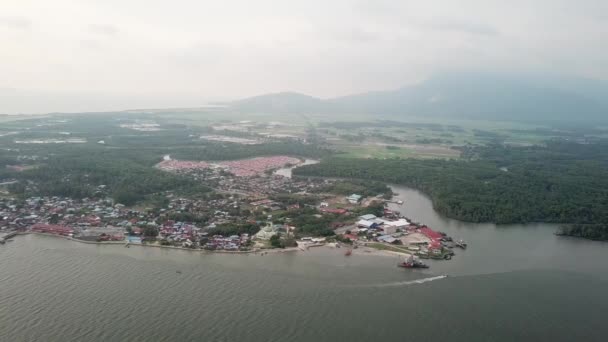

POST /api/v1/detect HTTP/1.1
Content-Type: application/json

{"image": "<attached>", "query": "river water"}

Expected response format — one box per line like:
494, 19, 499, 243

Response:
1, 184, 608, 341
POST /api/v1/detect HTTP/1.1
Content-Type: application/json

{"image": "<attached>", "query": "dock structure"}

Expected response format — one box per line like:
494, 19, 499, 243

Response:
0, 231, 18, 243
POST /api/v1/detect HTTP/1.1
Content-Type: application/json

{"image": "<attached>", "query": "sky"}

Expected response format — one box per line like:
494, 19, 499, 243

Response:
1, 0, 607, 114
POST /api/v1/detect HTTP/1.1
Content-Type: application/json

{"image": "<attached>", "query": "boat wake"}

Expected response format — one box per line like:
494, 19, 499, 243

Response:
366, 275, 449, 288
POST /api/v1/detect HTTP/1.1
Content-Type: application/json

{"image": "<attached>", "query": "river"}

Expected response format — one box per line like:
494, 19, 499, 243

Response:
1, 183, 607, 341
273, 158, 319, 177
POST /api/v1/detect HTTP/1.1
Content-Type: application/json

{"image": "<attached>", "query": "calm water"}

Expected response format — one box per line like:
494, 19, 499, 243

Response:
273, 158, 319, 178
1, 184, 608, 341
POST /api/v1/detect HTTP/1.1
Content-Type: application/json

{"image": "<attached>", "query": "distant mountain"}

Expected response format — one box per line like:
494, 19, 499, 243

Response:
231, 91, 326, 114
229, 72, 608, 123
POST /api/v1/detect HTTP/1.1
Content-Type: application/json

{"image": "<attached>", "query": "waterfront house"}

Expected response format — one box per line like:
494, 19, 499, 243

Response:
356, 219, 378, 229
359, 214, 376, 221
377, 235, 400, 244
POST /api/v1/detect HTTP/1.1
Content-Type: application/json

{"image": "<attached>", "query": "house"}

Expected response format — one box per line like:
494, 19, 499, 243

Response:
356, 219, 378, 229
382, 219, 410, 234
377, 235, 400, 244
347, 194, 362, 204
343, 234, 358, 241
383, 225, 398, 235
428, 240, 442, 254
321, 208, 348, 215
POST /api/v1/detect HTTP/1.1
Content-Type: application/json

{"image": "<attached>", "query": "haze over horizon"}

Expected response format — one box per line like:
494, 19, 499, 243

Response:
2, 0, 608, 114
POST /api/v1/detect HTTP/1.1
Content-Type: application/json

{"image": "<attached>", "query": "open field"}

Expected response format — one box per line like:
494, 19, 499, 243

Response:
3, 109, 607, 163
333, 143, 460, 159
366, 242, 412, 254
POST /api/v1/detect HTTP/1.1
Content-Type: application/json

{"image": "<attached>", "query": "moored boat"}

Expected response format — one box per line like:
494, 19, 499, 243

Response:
398, 255, 429, 269
455, 239, 467, 249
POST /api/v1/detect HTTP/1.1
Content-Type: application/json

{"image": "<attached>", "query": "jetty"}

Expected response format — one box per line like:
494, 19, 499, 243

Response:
0, 231, 18, 244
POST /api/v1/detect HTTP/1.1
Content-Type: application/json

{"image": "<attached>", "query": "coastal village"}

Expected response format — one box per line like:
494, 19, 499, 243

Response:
0, 155, 466, 267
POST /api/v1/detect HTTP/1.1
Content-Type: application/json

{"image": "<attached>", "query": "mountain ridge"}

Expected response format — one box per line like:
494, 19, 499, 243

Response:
229, 72, 608, 123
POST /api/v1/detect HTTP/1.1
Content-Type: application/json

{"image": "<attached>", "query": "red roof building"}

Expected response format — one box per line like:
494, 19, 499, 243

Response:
343, 234, 359, 241
30, 224, 74, 236
419, 227, 443, 240
321, 208, 348, 215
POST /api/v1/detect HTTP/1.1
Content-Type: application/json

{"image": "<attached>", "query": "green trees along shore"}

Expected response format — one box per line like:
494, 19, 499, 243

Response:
293, 140, 608, 240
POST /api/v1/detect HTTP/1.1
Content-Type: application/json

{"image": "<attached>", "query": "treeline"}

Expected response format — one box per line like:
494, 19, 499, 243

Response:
4, 139, 329, 206
10, 150, 210, 205
309, 180, 392, 198
207, 223, 260, 237
320, 120, 449, 131
557, 224, 608, 241
285, 207, 340, 237
2, 113, 331, 207
171, 141, 330, 161
294, 140, 608, 227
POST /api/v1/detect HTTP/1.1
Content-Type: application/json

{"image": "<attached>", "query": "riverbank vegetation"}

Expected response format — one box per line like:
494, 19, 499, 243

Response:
309, 180, 393, 198
557, 224, 608, 241
294, 140, 608, 230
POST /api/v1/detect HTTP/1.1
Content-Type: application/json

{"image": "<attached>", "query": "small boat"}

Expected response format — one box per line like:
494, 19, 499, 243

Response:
396, 200, 404, 205
398, 255, 429, 269
455, 239, 467, 249
344, 249, 352, 256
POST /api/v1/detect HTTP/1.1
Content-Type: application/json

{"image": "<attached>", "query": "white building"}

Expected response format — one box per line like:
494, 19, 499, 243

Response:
347, 194, 362, 204
255, 221, 278, 240
382, 219, 410, 235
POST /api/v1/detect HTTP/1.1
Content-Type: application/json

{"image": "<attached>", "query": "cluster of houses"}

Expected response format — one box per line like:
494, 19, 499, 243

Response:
341, 212, 450, 258
0, 191, 290, 251
355, 214, 410, 234
158, 155, 335, 198
158, 156, 300, 178
204, 234, 250, 250
0, 152, 455, 257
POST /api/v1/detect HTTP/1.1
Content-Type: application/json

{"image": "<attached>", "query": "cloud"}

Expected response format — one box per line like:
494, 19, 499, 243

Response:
0, 16, 31, 30
170, 42, 235, 68
87, 24, 119, 36
429, 20, 500, 36
1, 0, 607, 114
330, 27, 382, 44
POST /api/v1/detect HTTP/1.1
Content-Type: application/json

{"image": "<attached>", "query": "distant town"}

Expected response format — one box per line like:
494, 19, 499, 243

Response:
1, 154, 464, 265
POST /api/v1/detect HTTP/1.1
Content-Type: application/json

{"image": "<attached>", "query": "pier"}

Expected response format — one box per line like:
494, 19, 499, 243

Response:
0, 231, 18, 244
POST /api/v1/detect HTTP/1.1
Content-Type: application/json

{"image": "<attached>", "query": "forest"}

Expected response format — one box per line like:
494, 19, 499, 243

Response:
294, 140, 608, 232
7, 148, 211, 205
0, 115, 330, 205
557, 224, 608, 241
3, 139, 327, 205
308, 180, 393, 198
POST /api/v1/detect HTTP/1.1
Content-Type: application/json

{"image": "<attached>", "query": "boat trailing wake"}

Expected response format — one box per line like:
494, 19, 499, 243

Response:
366, 275, 448, 288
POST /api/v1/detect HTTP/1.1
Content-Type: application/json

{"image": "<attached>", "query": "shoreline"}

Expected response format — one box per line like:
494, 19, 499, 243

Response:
16, 232, 405, 258
18, 232, 303, 255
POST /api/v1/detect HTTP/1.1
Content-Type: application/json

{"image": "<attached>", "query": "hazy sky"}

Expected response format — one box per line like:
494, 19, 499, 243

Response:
1, 0, 607, 113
